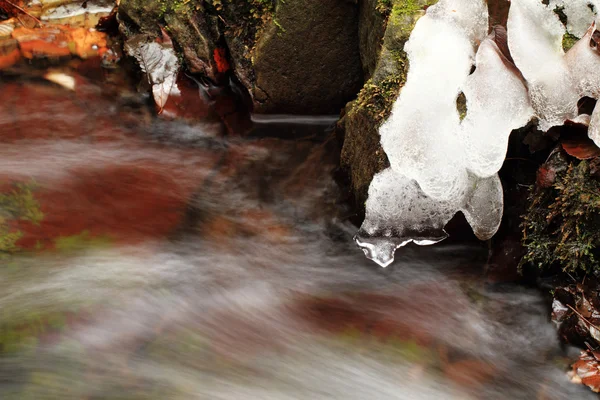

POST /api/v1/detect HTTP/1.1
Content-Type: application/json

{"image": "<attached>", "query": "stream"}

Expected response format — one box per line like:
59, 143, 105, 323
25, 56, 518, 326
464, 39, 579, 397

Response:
0, 77, 594, 399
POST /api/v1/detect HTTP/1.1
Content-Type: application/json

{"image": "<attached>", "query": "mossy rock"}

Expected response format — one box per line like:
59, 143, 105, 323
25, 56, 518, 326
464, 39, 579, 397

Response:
521, 159, 600, 275
340, 0, 436, 205
119, 0, 363, 114
118, 0, 219, 78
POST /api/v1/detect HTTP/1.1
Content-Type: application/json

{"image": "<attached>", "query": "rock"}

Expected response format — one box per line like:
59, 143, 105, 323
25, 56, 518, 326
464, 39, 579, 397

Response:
251, 0, 363, 114
118, 0, 221, 81
118, 0, 363, 115
357, 0, 387, 80
339, 0, 436, 205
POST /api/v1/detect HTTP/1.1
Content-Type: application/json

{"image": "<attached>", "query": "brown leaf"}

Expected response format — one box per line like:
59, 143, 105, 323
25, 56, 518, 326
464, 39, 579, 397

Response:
0, 0, 28, 19
0, 37, 20, 68
562, 135, 600, 160
571, 350, 600, 393
11, 25, 108, 60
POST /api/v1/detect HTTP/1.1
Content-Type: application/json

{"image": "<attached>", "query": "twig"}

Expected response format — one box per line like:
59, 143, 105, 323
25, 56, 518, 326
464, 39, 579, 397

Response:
3, 0, 42, 24
567, 303, 600, 333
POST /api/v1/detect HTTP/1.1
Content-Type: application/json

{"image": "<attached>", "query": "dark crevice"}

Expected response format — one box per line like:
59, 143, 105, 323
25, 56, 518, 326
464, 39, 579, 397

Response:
456, 92, 467, 121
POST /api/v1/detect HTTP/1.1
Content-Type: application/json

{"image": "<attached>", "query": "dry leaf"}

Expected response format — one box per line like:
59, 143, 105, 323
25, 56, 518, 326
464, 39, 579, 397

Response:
124, 31, 180, 112
571, 350, 600, 393
561, 135, 600, 160
11, 25, 108, 60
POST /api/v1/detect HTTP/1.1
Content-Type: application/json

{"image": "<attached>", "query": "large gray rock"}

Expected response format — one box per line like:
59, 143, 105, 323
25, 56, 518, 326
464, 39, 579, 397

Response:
251, 0, 364, 114
119, 0, 364, 114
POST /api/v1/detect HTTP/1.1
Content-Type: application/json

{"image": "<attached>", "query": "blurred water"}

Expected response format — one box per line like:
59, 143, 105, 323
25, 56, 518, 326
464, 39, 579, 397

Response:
0, 81, 592, 399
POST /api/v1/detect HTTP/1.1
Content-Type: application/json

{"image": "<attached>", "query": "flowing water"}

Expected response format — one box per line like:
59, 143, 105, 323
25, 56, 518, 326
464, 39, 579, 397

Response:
0, 78, 593, 399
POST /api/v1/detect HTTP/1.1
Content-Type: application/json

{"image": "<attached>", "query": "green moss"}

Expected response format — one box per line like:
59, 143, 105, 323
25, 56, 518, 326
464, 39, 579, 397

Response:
157, 0, 195, 18
521, 161, 600, 275
351, 74, 403, 125
562, 32, 579, 52
54, 230, 112, 253
0, 311, 67, 353
0, 182, 44, 225
207, 0, 276, 45
351, 48, 409, 125
0, 227, 22, 256
456, 92, 467, 121
0, 182, 43, 257
391, 0, 422, 17
376, 0, 393, 15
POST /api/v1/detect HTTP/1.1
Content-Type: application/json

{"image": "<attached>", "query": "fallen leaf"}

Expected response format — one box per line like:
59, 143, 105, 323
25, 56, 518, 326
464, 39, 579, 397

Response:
0, 0, 28, 19
0, 18, 15, 38
12, 26, 72, 58
571, 350, 600, 393
124, 31, 180, 112
562, 135, 600, 159
40, 0, 115, 28
11, 25, 108, 60
69, 27, 107, 58
213, 47, 229, 74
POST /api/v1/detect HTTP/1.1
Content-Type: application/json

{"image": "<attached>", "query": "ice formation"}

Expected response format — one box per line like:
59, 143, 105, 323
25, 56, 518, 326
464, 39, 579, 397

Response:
356, 0, 533, 267
356, 170, 503, 268
590, 99, 600, 145
355, 0, 600, 267
508, 0, 600, 131
548, 0, 599, 37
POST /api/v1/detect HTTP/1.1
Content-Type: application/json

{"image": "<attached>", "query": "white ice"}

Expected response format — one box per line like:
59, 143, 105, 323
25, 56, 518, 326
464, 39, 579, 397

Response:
508, 0, 600, 131
357, 0, 532, 267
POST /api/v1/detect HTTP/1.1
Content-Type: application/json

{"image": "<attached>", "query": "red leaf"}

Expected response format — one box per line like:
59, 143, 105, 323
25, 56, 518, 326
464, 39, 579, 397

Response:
536, 165, 556, 188
213, 48, 230, 74
561, 136, 600, 160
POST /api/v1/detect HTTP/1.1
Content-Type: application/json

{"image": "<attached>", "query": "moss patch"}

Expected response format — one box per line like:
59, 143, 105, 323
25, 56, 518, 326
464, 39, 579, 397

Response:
351, 74, 404, 125
54, 230, 112, 253
562, 32, 579, 52
391, 0, 426, 18
206, 0, 276, 52
376, 0, 393, 15
0, 182, 43, 257
521, 161, 600, 275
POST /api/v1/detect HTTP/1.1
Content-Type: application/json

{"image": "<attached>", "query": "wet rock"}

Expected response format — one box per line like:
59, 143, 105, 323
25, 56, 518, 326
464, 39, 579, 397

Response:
251, 0, 363, 114
357, 0, 387, 81
118, 0, 363, 115
118, 0, 221, 81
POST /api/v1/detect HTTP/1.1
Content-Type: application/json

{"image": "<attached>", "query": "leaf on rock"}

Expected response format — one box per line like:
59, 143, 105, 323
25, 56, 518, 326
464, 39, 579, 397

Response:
213, 48, 229, 74
124, 31, 180, 113
10, 25, 108, 60
0, 0, 27, 19
561, 132, 600, 160
571, 350, 600, 393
